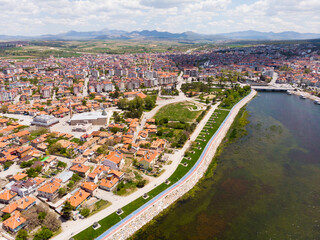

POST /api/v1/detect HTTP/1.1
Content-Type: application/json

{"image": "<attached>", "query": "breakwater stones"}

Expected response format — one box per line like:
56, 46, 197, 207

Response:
105, 92, 256, 240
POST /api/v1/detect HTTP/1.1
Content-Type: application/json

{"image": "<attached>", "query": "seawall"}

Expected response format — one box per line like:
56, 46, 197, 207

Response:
99, 90, 257, 240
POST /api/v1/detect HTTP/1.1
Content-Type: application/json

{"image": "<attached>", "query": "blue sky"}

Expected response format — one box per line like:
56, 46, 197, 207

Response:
0, 0, 319, 35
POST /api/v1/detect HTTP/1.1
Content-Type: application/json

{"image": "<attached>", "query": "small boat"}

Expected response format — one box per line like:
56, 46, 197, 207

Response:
286, 90, 292, 95
314, 101, 320, 105
300, 94, 306, 99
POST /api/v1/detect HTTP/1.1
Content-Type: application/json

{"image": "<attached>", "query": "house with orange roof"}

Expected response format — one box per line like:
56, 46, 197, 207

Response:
67, 189, 90, 209
151, 139, 167, 151
109, 169, 125, 181
87, 165, 110, 183
146, 118, 155, 123
1, 201, 18, 214
0, 118, 9, 128
70, 164, 90, 177
71, 156, 87, 166
14, 130, 30, 138
37, 178, 61, 201
138, 150, 159, 169
0, 154, 19, 163
80, 182, 98, 195
99, 178, 119, 192
33, 177, 46, 187
102, 151, 124, 170
12, 173, 28, 182
2, 196, 36, 214
91, 154, 104, 164
16, 145, 32, 158
145, 123, 157, 134
2, 210, 27, 233
0, 190, 17, 204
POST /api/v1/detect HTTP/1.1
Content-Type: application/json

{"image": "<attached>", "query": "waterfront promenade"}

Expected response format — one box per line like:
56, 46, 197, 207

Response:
96, 90, 257, 240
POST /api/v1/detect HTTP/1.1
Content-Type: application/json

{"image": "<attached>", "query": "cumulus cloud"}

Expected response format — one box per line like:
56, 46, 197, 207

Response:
0, 0, 318, 35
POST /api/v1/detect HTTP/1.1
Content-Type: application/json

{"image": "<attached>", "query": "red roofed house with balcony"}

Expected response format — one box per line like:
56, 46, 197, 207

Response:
102, 151, 124, 170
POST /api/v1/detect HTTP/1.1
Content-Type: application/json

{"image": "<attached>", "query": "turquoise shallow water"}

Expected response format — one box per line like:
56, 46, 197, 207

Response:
131, 92, 320, 240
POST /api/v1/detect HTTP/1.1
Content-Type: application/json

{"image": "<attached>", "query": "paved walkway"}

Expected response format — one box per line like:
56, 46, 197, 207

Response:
97, 90, 257, 240
52, 101, 220, 240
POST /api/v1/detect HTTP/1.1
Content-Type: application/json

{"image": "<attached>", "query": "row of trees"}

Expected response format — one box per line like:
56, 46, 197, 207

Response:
117, 96, 156, 118
221, 85, 251, 108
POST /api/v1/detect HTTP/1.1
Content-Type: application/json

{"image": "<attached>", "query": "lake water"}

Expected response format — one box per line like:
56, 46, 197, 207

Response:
131, 92, 320, 240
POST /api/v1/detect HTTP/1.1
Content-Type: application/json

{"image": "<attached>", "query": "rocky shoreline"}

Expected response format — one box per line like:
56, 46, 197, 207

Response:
103, 90, 257, 240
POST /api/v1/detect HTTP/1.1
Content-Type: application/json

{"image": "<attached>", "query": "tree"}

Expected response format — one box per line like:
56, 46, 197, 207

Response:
82, 99, 87, 106
58, 187, 66, 197
33, 227, 53, 240
0, 105, 8, 113
113, 90, 120, 98
16, 229, 28, 240
2, 213, 11, 221
57, 161, 67, 169
67, 180, 74, 189
71, 173, 81, 182
113, 111, 121, 123
144, 96, 156, 110
110, 127, 119, 133
42, 211, 61, 232
38, 212, 46, 221
26, 168, 39, 178
117, 98, 129, 109
80, 208, 90, 218
48, 142, 63, 155
136, 179, 147, 188
3, 161, 13, 169
61, 201, 74, 220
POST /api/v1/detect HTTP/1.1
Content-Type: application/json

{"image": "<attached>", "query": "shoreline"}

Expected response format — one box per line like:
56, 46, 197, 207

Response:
288, 90, 320, 102
98, 90, 257, 240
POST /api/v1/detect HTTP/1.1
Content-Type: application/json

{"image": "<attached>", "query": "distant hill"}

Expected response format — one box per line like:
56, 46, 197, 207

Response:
221, 30, 320, 40
0, 29, 319, 41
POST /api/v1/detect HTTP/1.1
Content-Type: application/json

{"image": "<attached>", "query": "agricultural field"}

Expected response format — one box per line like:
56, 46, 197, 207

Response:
0, 40, 202, 59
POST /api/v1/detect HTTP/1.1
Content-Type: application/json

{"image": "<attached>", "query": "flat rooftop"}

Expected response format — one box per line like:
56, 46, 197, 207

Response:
70, 111, 108, 121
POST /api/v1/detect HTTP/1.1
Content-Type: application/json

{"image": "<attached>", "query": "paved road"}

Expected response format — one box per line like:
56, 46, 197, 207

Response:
52, 101, 220, 240
95, 90, 257, 240
13, 94, 20, 104
83, 77, 89, 97
269, 72, 278, 85
132, 72, 187, 142
0, 113, 33, 126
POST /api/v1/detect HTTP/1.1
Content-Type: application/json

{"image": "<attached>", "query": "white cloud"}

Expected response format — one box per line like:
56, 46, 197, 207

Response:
0, 0, 318, 35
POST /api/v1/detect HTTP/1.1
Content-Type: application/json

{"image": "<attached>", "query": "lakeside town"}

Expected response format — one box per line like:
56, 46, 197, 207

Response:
0, 41, 319, 240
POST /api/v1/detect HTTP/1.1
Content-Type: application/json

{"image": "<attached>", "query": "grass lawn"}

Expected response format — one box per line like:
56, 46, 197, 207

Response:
88, 200, 112, 217
73, 90, 251, 240
114, 181, 138, 196
73, 108, 230, 240
154, 101, 202, 122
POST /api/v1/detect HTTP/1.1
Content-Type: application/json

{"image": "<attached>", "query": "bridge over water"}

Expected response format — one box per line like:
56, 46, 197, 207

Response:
251, 85, 293, 92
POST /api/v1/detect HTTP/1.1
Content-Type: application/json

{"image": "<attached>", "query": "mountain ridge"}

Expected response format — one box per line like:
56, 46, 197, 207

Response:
1, 29, 319, 41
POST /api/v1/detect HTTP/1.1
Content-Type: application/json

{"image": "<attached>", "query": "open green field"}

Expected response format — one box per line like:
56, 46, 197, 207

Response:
154, 101, 202, 122
0, 40, 203, 59
73, 108, 230, 240
73, 90, 251, 240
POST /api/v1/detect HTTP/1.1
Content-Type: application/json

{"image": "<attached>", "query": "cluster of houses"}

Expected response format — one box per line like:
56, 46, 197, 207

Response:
0, 52, 181, 102
173, 44, 320, 90
0, 112, 170, 234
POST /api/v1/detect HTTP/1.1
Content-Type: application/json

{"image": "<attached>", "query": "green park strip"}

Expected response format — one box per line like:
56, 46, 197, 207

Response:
154, 101, 202, 122
73, 91, 250, 240
73, 108, 230, 240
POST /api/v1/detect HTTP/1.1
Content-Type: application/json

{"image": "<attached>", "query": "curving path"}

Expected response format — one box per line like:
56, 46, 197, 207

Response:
96, 90, 257, 240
